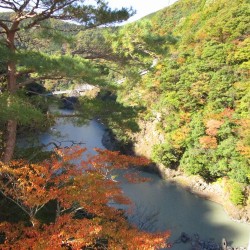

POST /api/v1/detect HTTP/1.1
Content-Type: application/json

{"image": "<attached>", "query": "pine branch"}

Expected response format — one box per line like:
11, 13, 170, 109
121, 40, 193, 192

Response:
18, 76, 64, 88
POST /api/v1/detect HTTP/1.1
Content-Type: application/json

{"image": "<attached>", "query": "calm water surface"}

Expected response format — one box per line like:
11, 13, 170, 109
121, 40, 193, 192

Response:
36, 109, 249, 249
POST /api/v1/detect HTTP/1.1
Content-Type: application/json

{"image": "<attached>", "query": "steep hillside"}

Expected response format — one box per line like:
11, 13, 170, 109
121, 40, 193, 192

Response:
116, 0, 250, 208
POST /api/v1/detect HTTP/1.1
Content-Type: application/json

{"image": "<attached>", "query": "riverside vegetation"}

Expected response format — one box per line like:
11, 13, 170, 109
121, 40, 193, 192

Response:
0, 0, 249, 248
110, 0, 250, 217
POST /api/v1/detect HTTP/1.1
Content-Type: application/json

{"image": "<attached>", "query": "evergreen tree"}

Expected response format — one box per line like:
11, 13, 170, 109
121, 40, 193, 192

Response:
0, 0, 134, 162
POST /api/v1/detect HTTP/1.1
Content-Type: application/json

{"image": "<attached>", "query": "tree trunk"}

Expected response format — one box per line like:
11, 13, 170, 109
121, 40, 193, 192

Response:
7, 61, 17, 92
3, 120, 17, 163
2, 31, 18, 162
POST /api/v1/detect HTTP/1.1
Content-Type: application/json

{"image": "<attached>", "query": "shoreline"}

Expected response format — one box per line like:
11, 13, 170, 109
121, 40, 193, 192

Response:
101, 122, 250, 224
138, 163, 250, 225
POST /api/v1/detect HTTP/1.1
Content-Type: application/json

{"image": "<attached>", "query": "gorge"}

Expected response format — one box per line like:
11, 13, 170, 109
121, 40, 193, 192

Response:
29, 107, 249, 250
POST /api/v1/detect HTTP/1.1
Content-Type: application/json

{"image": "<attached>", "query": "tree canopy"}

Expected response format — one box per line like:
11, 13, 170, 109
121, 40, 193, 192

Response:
1, 0, 249, 247
0, 147, 170, 249
0, 0, 135, 162
0, 2, 173, 249
113, 0, 250, 205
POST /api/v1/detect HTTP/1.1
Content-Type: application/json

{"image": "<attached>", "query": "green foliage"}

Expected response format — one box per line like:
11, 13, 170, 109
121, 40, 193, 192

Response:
227, 180, 245, 206
16, 51, 101, 82
108, 19, 173, 71
76, 91, 142, 145
74, 28, 114, 60
180, 148, 212, 179
0, 92, 43, 126
152, 143, 182, 169
115, 0, 250, 187
0, 44, 9, 62
1, 41, 105, 87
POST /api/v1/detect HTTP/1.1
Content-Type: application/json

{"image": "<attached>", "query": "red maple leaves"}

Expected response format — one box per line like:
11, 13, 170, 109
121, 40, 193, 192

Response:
0, 147, 170, 249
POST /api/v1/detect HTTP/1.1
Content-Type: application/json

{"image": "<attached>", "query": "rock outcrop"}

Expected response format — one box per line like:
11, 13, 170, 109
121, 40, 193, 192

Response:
131, 119, 250, 223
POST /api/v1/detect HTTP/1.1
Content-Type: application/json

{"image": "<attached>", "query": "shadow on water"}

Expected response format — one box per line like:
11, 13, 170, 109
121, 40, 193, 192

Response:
31, 109, 249, 250
119, 173, 250, 249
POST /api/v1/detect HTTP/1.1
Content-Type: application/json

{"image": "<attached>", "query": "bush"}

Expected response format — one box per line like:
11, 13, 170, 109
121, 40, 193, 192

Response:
152, 143, 182, 169
228, 181, 245, 205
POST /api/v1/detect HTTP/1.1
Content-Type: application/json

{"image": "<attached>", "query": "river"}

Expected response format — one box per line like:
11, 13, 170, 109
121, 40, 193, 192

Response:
24, 108, 249, 249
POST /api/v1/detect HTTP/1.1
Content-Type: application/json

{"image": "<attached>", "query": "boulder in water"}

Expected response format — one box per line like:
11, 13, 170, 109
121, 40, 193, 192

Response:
181, 232, 190, 243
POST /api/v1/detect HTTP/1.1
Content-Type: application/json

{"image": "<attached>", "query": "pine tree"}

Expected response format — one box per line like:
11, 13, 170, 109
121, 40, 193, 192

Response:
0, 0, 134, 162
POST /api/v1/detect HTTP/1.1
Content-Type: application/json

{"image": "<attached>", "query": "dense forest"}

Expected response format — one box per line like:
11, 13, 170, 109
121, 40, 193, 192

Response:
113, 0, 250, 206
0, 0, 249, 248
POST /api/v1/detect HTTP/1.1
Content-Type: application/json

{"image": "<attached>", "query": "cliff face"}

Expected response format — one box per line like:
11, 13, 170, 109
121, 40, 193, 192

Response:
131, 118, 250, 223
132, 117, 164, 159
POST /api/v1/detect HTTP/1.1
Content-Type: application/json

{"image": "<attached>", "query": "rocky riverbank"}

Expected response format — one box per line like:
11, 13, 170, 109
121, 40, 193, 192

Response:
102, 118, 250, 224
148, 163, 250, 224
101, 120, 249, 249
132, 119, 250, 224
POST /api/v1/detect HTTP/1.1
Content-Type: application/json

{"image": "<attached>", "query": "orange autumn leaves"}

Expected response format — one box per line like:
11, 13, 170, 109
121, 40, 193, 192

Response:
0, 147, 170, 249
199, 108, 234, 149
199, 119, 223, 149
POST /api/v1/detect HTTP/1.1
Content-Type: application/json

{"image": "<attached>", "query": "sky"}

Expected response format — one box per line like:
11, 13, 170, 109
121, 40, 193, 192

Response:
107, 0, 178, 23
0, 0, 179, 23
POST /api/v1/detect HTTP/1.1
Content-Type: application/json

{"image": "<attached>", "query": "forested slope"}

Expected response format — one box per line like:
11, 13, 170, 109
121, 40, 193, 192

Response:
115, 0, 250, 205
0, 0, 248, 207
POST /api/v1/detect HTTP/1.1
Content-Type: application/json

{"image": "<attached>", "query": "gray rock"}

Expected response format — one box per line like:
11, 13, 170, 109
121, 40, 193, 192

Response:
180, 232, 190, 243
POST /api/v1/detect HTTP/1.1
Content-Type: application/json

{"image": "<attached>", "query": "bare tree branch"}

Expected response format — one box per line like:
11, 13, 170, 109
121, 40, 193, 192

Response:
19, 0, 30, 12
30, 0, 40, 14
12, 0, 21, 7
0, 20, 9, 32
0, 189, 31, 217
0, 0, 19, 11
